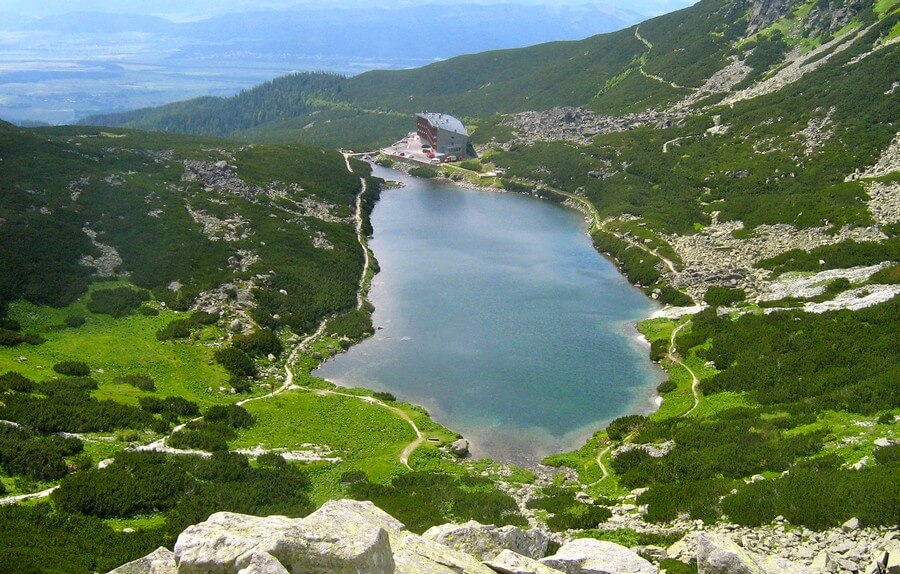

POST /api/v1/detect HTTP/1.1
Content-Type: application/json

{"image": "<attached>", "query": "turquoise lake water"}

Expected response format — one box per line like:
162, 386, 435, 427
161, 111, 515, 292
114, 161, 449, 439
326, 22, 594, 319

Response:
314, 166, 663, 464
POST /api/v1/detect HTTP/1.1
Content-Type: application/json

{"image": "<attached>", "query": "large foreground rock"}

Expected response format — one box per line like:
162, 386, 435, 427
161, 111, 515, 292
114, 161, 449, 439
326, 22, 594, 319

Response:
175, 513, 297, 574
540, 539, 658, 574
423, 520, 550, 560
485, 549, 565, 574
260, 500, 397, 574
108, 547, 176, 574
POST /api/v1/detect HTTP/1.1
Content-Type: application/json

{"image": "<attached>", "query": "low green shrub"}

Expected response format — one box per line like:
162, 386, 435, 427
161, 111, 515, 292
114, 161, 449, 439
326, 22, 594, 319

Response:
114, 374, 155, 392
704, 286, 745, 307
526, 486, 611, 532
232, 329, 282, 358
214, 347, 256, 378
138, 396, 199, 417
53, 361, 91, 376
87, 287, 150, 318
65, 316, 87, 328
349, 471, 525, 533
606, 415, 647, 441
409, 166, 438, 178
204, 405, 254, 428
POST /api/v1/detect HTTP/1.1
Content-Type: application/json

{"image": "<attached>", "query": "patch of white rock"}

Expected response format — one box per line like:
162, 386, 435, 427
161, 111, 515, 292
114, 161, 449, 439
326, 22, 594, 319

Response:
109, 500, 900, 574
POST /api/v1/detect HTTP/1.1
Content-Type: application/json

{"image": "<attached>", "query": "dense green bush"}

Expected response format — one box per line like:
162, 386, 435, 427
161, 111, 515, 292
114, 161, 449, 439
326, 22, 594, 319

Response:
350, 471, 525, 533
204, 405, 254, 428
0, 329, 46, 347
408, 166, 438, 178
696, 299, 899, 414
526, 486, 612, 531
52, 361, 90, 376
372, 391, 396, 402
138, 396, 199, 417
232, 329, 283, 358
64, 316, 87, 328
87, 287, 150, 318
703, 286, 745, 307
324, 309, 374, 341
257, 453, 287, 467
0, 371, 36, 393
155, 319, 191, 341
0, 425, 83, 480
650, 338, 669, 362
168, 421, 234, 452
214, 347, 256, 378
114, 374, 156, 392
606, 415, 647, 441
721, 459, 899, 529
0, 503, 170, 574
1, 385, 152, 433
656, 379, 677, 393
51, 450, 314, 535
756, 237, 900, 277
638, 479, 735, 523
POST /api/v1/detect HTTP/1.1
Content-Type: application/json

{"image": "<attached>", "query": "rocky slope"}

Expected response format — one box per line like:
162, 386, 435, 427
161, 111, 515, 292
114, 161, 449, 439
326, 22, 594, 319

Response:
111, 500, 899, 574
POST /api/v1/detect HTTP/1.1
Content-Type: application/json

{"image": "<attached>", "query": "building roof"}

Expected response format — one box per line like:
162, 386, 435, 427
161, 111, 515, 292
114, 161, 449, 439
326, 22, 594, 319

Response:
417, 112, 468, 136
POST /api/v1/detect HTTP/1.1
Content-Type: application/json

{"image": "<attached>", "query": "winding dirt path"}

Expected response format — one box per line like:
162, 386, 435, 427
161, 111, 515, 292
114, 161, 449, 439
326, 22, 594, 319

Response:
634, 27, 687, 90
669, 320, 701, 416
0, 486, 59, 506
314, 388, 424, 470
537, 183, 678, 274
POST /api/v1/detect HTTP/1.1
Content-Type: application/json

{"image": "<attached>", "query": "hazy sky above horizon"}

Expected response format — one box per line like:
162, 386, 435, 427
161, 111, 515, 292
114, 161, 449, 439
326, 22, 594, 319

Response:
1, 0, 696, 21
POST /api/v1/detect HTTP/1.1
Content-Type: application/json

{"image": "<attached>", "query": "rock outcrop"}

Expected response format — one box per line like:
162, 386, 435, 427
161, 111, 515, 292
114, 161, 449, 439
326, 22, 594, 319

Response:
424, 520, 550, 560
109, 547, 176, 574
540, 538, 658, 574
109, 500, 900, 574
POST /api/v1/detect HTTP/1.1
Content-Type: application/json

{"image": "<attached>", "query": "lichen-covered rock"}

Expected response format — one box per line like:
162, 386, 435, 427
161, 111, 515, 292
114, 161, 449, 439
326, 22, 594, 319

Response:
108, 547, 176, 574
423, 520, 549, 560
175, 513, 297, 574
235, 552, 289, 574
540, 538, 658, 574
485, 549, 566, 574
391, 529, 496, 574
263, 500, 397, 574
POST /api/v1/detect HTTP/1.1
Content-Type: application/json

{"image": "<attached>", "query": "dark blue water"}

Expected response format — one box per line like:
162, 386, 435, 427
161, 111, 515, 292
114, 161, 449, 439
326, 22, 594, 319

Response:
314, 166, 663, 464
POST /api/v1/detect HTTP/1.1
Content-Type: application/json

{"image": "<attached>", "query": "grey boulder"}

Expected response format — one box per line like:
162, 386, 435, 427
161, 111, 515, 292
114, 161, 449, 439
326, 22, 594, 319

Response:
108, 547, 176, 574
391, 529, 495, 574
540, 538, 658, 574
175, 513, 297, 574
423, 520, 550, 560
485, 549, 566, 574
261, 500, 398, 574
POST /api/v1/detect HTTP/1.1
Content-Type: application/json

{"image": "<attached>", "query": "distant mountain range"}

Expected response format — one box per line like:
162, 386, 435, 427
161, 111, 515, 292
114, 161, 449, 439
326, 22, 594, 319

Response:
0, 3, 681, 124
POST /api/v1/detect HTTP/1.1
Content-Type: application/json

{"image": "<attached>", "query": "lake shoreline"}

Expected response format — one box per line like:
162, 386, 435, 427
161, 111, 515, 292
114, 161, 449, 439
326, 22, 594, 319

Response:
316, 162, 666, 467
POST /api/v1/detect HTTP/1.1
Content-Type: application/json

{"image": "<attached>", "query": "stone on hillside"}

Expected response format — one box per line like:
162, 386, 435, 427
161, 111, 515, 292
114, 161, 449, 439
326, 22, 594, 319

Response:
390, 529, 496, 574
451, 438, 471, 457
175, 513, 297, 574
812, 551, 836, 573
540, 538, 658, 574
842, 517, 860, 532
697, 533, 759, 574
485, 549, 566, 574
236, 552, 289, 574
883, 541, 900, 574
263, 500, 398, 574
698, 534, 815, 574
423, 520, 549, 560
108, 547, 176, 574
634, 545, 667, 563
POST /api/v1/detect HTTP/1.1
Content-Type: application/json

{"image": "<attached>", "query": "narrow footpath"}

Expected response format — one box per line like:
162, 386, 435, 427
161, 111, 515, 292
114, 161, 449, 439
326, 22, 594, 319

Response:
670, 320, 701, 416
